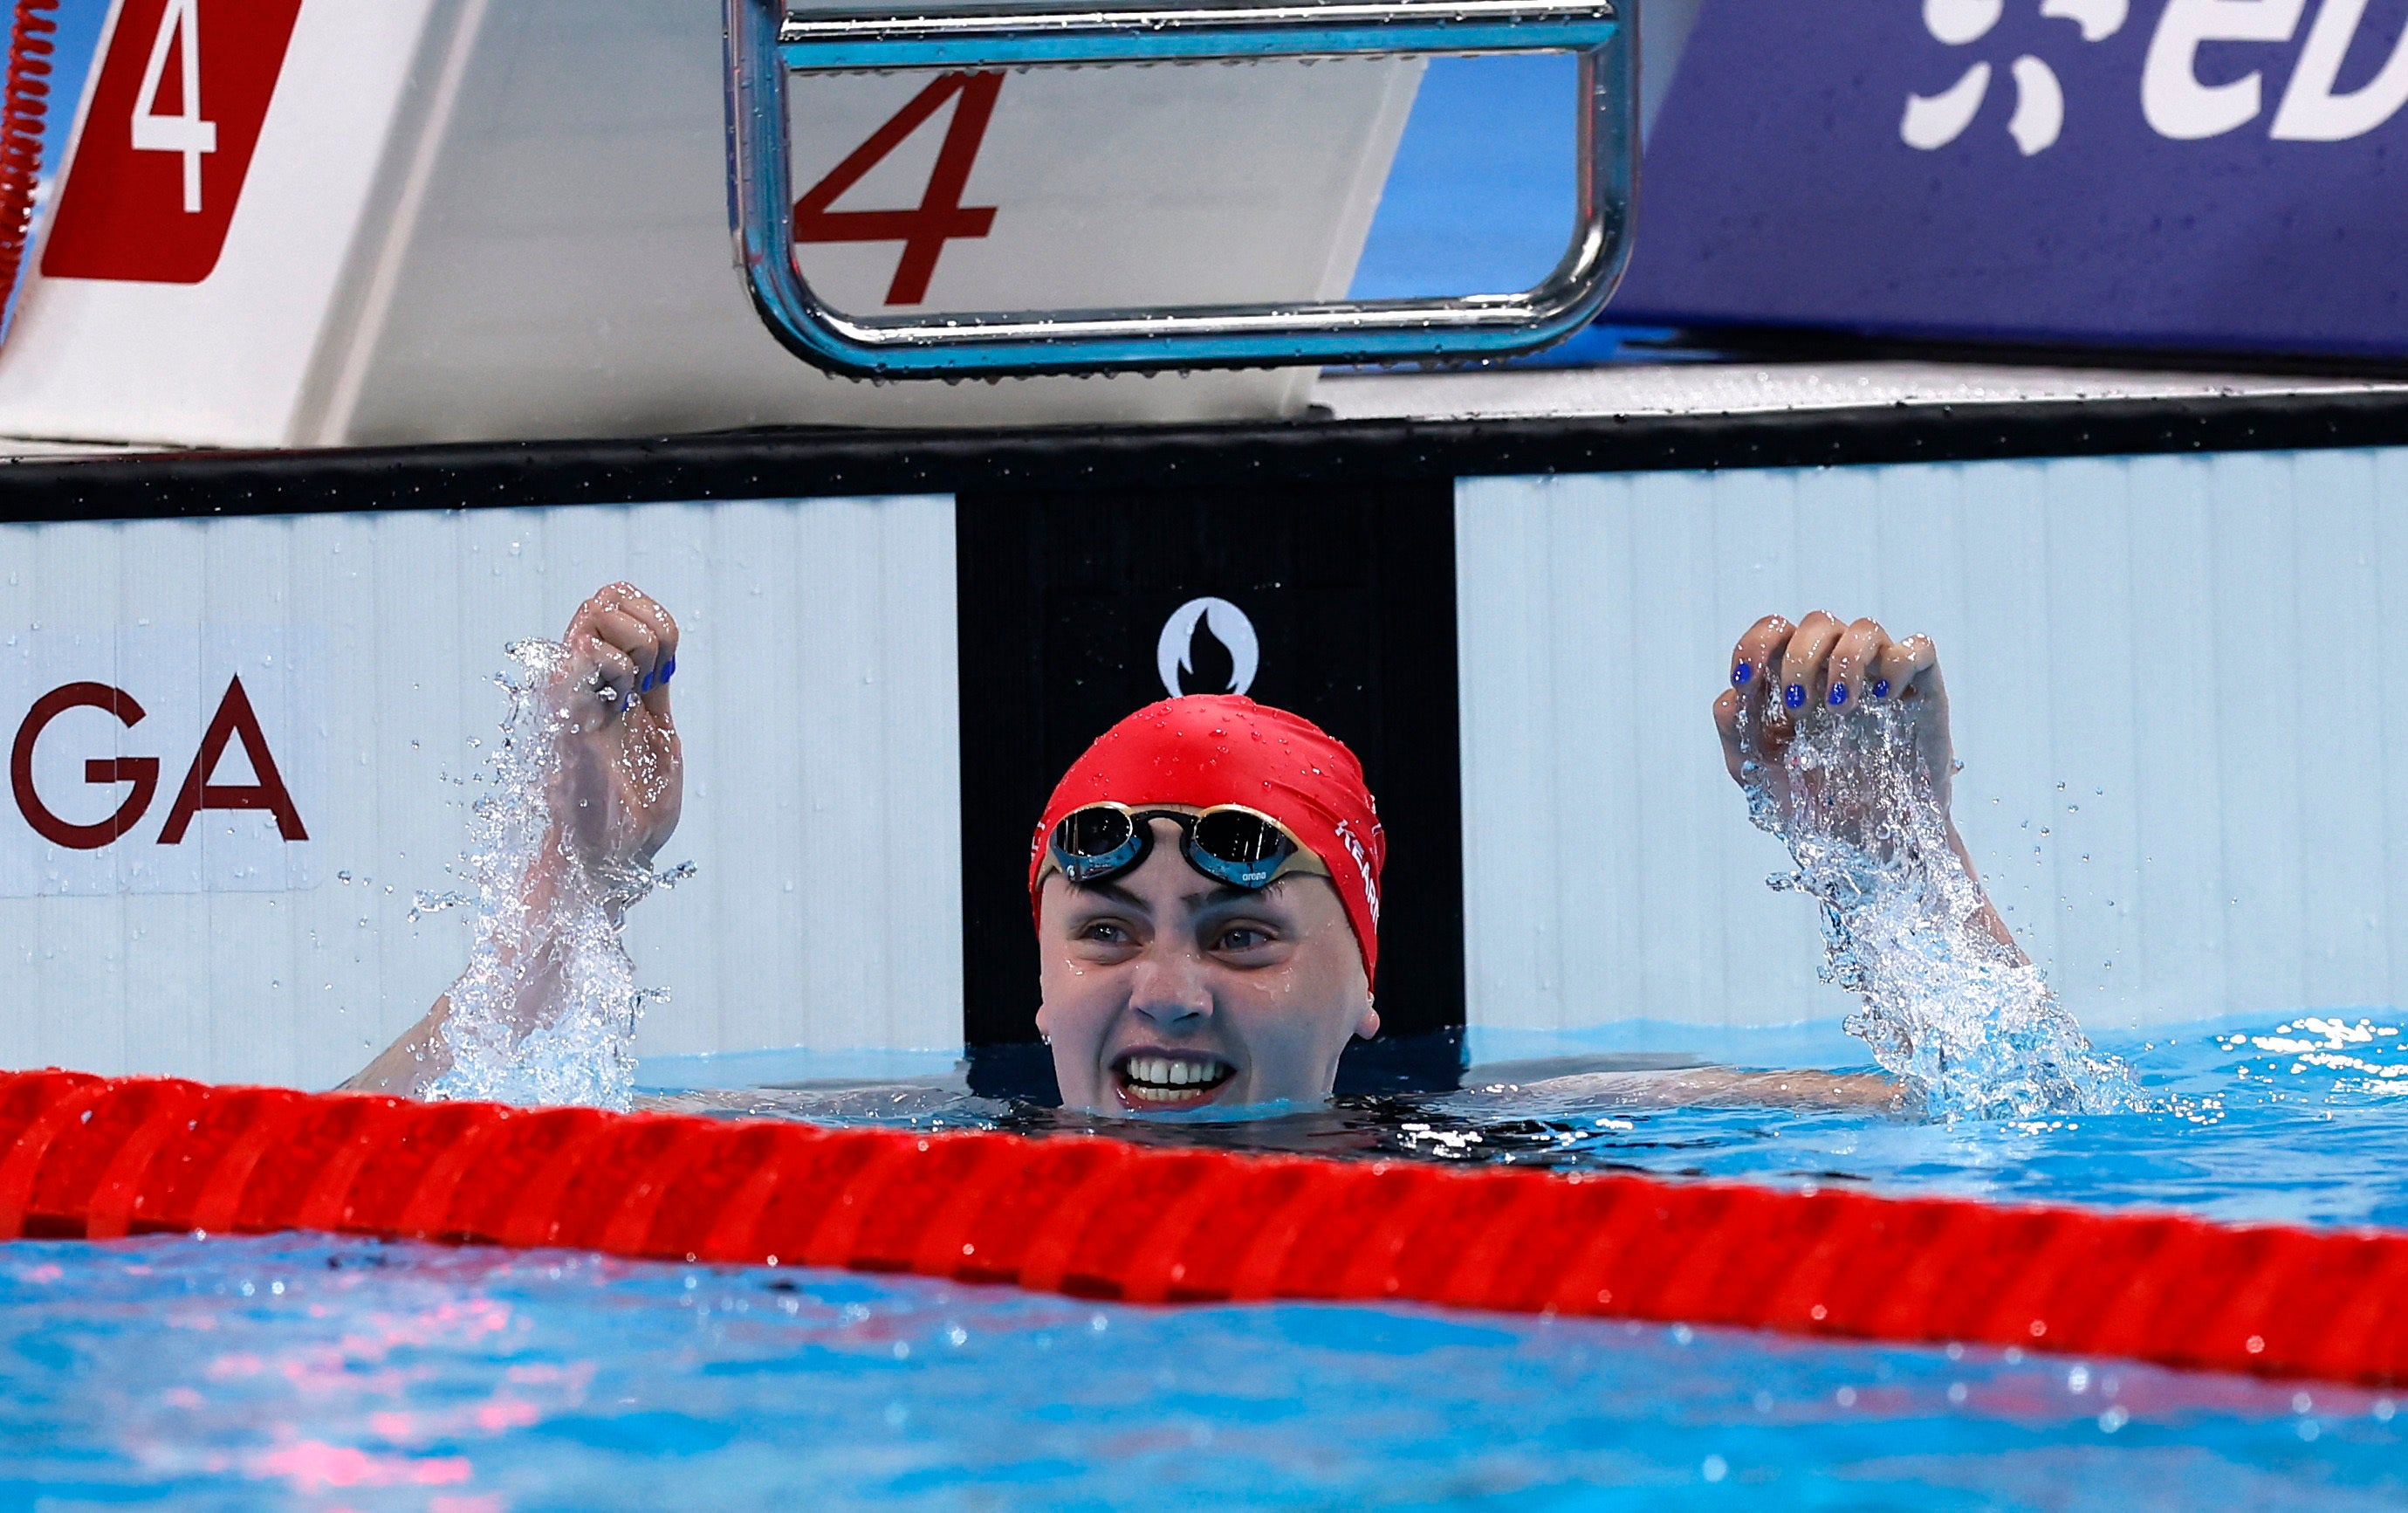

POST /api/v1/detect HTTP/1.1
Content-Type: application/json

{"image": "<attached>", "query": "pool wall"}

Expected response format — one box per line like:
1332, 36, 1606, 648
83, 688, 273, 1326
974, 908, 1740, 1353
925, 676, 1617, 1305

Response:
0, 497, 964, 1087
0, 397, 2402, 1083
1458, 450, 2408, 1038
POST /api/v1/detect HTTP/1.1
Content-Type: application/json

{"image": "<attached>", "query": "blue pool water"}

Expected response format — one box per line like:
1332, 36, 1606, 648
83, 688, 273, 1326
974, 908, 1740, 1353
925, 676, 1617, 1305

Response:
7, 1233, 2401, 1511
7, 1015, 2407, 1509
666, 1014, 2408, 1229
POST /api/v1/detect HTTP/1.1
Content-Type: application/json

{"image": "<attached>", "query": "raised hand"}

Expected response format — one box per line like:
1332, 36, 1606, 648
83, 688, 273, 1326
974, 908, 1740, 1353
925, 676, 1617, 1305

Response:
550, 582, 683, 904
1712, 612, 1955, 847
1712, 610, 2019, 959
347, 582, 687, 1098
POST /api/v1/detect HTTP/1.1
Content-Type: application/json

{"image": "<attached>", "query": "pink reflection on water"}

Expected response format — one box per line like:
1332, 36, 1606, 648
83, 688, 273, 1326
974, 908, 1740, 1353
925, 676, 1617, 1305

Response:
473, 1396, 541, 1432
247, 1440, 473, 1491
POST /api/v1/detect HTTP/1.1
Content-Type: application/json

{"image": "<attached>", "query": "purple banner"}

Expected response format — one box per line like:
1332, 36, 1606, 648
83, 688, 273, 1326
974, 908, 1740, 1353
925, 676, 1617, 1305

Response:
1611, 0, 2408, 357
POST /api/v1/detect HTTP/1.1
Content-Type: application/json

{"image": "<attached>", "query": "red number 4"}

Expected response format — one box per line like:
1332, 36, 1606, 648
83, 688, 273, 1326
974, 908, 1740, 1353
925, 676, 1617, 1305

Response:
792, 72, 1003, 307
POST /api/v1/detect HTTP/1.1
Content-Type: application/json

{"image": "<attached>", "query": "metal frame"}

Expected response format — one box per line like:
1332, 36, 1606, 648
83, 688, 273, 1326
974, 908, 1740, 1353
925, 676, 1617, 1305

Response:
726, 0, 1636, 377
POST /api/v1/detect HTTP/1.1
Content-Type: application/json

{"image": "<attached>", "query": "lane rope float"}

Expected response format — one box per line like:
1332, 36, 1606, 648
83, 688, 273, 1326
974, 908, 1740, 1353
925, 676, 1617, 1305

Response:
0, 1069, 2401, 1386
0, 0, 55, 327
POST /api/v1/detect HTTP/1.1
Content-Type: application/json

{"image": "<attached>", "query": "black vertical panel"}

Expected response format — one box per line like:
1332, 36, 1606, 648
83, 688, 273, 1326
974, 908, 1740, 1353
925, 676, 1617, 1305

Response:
956, 480, 1464, 1054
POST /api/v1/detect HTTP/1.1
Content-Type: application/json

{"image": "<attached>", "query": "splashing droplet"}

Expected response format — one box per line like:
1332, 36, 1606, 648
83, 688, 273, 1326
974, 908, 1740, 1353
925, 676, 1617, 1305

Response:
423, 640, 650, 1111
1744, 705, 2131, 1118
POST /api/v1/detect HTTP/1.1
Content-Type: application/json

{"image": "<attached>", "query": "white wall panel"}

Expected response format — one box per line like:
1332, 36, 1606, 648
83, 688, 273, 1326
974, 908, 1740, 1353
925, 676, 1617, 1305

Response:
0, 496, 960, 1089
1458, 450, 2408, 1035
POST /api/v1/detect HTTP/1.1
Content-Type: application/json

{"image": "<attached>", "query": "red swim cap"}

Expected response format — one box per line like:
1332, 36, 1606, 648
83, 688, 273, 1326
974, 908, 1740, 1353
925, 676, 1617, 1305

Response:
1029, 695, 1385, 980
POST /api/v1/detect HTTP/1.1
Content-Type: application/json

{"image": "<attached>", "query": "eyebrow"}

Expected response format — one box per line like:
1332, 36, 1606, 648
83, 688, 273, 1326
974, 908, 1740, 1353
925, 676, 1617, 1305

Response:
1185, 881, 1290, 912
1068, 879, 1149, 911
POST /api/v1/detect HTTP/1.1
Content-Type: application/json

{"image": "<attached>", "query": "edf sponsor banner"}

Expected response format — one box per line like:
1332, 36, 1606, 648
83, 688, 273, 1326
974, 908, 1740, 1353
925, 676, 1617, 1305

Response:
1613, 0, 2408, 357
0, 628, 323, 895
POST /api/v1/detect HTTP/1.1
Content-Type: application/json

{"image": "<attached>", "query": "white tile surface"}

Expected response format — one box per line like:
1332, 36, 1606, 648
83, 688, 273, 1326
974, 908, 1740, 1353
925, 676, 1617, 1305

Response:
0, 495, 961, 1088
1458, 450, 2408, 1035
1324, 361, 2408, 423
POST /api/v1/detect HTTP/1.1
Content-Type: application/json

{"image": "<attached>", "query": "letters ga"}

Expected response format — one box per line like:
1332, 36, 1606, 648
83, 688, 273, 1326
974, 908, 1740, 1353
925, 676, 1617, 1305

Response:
10, 677, 306, 850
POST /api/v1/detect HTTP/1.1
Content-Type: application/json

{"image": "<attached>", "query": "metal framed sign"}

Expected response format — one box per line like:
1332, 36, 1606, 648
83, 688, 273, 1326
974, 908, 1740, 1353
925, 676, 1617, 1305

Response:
730, 0, 1637, 375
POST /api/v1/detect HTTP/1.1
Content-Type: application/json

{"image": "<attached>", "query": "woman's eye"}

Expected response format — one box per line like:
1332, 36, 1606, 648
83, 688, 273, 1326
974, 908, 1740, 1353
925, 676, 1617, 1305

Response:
1080, 921, 1129, 944
1214, 926, 1272, 952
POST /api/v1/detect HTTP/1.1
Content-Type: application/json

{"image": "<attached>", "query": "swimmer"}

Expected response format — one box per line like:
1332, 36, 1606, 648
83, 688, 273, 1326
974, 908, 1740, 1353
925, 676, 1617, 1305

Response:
353, 588, 2007, 1115
1025, 693, 1384, 1113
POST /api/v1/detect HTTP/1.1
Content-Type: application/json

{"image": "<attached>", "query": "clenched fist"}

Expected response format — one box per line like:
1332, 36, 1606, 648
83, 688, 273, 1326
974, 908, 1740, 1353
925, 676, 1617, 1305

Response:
1713, 611, 1954, 838
1713, 610, 2016, 957
551, 582, 683, 903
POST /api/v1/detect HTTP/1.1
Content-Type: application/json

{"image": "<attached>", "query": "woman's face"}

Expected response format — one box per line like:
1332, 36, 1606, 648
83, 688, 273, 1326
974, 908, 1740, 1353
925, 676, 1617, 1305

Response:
1035, 817, 1378, 1115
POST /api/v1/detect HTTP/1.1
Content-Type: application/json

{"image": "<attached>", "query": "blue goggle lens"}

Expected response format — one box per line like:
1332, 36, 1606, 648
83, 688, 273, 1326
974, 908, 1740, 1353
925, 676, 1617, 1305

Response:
1048, 806, 1297, 891
1188, 808, 1293, 889
1052, 807, 1143, 882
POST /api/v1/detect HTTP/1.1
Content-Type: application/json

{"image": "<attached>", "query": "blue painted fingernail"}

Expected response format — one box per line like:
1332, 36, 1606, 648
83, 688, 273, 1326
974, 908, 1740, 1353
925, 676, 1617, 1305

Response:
1784, 684, 1805, 710
639, 670, 655, 693
1872, 678, 1891, 699
1828, 682, 1849, 706
1732, 662, 1753, 686
661, 657, 676, 683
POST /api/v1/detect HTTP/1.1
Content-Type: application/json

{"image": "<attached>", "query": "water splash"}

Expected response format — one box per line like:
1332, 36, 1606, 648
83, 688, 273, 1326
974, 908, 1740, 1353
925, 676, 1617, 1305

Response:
406, 890, 471, 923
425, 641, 665, 1111
1746, 705, 2132, 1119
2223, 1017, 2408, 1097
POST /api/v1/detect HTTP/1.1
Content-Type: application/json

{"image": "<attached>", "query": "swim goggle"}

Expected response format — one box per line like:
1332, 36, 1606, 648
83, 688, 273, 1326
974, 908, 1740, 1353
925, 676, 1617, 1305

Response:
1044, 803, 1329, 891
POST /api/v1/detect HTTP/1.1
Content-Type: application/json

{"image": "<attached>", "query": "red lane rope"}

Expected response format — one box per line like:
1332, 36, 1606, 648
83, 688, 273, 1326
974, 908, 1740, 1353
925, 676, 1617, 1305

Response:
0, 0, 58, 324
0, 1070, 2400, 1385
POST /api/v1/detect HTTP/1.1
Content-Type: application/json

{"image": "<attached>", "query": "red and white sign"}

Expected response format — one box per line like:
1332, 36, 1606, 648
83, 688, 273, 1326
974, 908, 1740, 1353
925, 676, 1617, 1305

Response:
0, 628, 322, 894
41, 0, 309, 284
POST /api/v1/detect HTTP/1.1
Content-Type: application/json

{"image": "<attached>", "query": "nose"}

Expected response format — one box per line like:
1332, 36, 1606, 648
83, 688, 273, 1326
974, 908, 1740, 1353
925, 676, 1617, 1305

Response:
1127, 943, 1213, 1032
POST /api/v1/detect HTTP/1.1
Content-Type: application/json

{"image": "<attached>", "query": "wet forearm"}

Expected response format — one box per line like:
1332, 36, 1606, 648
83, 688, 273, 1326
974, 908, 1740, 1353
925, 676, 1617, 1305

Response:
1526, 1067, 1898, 1111
1944, 819, 2026, 963
344, 829, 587, 1097
343, 996, 453, 1094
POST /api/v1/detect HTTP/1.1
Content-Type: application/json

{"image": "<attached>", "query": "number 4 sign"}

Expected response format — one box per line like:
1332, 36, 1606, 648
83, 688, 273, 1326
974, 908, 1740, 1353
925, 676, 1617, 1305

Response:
42, 0, 306, 284
793, 72, 1003, 306
131, 0, 216, 215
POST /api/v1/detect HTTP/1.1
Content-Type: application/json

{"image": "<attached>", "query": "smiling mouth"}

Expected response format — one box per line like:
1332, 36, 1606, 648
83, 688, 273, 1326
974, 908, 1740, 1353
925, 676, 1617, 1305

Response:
1113, 1051, 1236, 1110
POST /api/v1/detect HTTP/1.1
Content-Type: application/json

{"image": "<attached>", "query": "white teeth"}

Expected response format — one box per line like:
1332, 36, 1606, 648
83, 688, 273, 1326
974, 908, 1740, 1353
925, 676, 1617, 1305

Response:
1122, 1055, 1227, 1095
